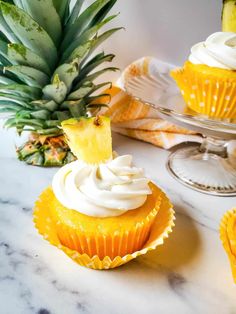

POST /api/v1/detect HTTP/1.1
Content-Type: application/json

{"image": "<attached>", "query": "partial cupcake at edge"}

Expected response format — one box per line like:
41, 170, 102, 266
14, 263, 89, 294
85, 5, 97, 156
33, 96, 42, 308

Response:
171, 31, 236, 120
36, 116, 164, 261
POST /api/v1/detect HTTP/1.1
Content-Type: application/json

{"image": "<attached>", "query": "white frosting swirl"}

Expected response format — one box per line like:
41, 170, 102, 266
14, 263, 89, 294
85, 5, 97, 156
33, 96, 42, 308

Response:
52, 155, 151, 217
189, 32, 236, 70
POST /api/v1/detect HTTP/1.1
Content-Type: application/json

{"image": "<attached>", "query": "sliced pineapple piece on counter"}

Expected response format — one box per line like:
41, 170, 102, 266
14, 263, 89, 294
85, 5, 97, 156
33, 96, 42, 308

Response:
222, 0, 236, 32
61, 116, 112, 164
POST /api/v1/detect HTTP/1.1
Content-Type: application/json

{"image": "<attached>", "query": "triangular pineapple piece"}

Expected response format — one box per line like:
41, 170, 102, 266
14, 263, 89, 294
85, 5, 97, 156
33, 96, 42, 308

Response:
222, 0, 236, 32
61, 116, 112, 164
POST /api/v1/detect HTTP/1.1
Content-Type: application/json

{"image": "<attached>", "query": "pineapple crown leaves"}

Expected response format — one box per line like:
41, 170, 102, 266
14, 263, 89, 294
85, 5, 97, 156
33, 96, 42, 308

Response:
0, 0, 121, 136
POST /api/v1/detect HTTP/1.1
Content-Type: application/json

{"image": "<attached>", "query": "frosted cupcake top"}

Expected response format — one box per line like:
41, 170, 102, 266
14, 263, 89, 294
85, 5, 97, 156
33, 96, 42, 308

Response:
189, 32, 236, 70
52, 155, 151, 217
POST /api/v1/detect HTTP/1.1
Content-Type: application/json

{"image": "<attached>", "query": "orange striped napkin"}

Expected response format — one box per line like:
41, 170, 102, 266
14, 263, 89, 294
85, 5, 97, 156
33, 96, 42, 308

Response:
100, 57, 202, 149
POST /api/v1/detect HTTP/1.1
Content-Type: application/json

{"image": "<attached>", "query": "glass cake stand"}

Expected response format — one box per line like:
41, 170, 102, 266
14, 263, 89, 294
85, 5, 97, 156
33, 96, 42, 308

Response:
124, 63, 236, 196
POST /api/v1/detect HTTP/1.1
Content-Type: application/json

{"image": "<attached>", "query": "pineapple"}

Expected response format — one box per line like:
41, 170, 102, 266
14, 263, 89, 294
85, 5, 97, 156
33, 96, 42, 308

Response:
222, 0, 236, 32
0, 0, 120, 166
61, 116, 112, 164
17, 133, 76, 166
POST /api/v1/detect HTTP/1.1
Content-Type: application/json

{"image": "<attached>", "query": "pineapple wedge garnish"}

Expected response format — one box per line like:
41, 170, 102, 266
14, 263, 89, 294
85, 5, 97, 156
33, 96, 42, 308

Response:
61, 116, 112, 164
222, 0, 236, 32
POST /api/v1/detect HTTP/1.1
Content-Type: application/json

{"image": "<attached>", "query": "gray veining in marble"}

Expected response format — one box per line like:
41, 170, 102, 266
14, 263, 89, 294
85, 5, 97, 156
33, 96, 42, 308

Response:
0, 128, 236, 314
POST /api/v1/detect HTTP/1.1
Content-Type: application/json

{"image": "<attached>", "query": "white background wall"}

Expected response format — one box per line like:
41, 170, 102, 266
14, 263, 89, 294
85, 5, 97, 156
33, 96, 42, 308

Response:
80, 0, 222, 80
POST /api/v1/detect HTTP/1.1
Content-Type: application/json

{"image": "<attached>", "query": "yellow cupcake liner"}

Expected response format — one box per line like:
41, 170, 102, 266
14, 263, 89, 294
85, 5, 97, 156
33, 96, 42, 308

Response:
171, 67, 236, 119
220, 208, 236, 283
55, 205, 159, 260
39, 183, 162, 260
33, 187, 175, 270
52, 183, 162, 258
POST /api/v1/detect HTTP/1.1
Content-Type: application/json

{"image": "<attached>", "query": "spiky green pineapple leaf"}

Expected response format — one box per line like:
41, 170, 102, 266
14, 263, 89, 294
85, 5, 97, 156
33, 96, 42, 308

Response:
0, 84, 41, 99
64, 91, 110, 117
19, 0, 62, 45
32, 99, 58, 112
74, 66, 118, 89
0, 74, 16, 84
68, 81, 111, 100
67, 0, 85, 26
87, 103, 108, 108
12, 0, 24, 9
53, 62, 79, 91
68, 81, 94, 100
0, 64, 27, 84
0, 38, 10, 61
0, 100, 26, 111
64, 98, 88, 117
0, 93, 31, 106
0, 9, 19, 42
81, 27, 122, 66
0, 2, 57, 69
62, 0, 111, 50
62, 14, 118, 62
43, 75, 67, 104
52, 0, 70, 22
29, 109, 51, 120
0, 105, 23, 112
84, 93, 111, 104
8, 44, 51, 75
92, 0, 117, 25
45, 120, 60, 127
3, 1, 14, 4
65, 40, 92, 64
0, 29, 9, 43
5, 116, 44, 128
6, 65, 49, 87
0, 51, 11, 65
54, 110, 71, 121
76, 53, 115, 84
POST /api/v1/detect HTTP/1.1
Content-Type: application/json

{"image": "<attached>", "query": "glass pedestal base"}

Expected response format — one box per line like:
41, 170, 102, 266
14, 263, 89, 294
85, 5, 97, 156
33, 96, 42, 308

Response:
167, 141, 236, 196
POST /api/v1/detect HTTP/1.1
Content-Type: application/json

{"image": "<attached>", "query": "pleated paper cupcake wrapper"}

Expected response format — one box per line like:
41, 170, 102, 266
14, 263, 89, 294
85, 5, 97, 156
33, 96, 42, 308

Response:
33, 188, 175, 270
171, 68, 236, 119
54, 201, 160, 260
220, 208, 236, 283
39, 185, 162, 260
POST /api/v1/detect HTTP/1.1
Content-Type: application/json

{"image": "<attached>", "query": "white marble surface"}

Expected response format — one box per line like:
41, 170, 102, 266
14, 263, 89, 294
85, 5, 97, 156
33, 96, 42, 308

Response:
0, 129, 236, 314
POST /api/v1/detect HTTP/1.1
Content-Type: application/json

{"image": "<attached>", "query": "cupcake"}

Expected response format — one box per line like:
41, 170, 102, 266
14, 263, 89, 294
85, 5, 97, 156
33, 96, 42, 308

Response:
220, 208, 236, 282
171, 32, 236, 119
38, 116, 162, 260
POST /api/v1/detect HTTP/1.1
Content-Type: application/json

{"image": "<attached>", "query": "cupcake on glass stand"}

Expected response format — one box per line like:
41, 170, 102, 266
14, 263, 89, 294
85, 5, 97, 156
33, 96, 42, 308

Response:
123, 2, 236, 196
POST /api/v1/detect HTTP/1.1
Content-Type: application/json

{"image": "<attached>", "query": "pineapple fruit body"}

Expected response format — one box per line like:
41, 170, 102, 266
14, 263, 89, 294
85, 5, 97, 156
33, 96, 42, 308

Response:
0, 0, 120, 166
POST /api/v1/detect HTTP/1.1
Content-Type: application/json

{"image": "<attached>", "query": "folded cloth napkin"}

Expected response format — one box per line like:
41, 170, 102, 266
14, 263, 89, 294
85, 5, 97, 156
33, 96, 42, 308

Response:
100, 57, 202, 149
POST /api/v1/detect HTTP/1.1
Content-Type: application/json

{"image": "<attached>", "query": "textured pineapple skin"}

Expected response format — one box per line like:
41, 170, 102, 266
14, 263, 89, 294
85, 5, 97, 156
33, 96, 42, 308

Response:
17, 134, 76, 166
62, 116, 112, 164
222, 0, 236, 32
